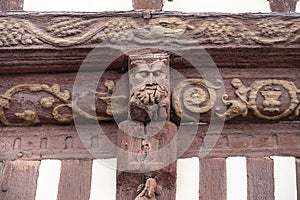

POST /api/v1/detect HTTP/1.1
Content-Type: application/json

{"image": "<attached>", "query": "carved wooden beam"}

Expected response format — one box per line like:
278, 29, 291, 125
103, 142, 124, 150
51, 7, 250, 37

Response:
0, 12, 299, 74
0, 70, 299, 126
0, 122, 299, 161
0, 12, 299, 48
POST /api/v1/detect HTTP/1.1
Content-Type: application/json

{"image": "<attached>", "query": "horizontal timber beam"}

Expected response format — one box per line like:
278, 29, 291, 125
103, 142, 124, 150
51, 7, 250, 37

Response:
0, 122, 299, 160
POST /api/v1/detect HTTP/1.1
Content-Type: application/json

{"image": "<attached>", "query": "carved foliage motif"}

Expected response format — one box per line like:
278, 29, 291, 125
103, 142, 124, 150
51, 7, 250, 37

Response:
0, 16, 299, 47
0, 84, 71, 126
0, 79, 300, 126
216, 79, 300, 120
0, 81, 119, 126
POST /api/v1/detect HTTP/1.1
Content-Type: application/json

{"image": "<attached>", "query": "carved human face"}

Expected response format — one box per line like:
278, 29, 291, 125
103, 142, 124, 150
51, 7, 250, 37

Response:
231, 78, 242, 89
129, 58, 170, 122
129, 59, 169, 90
145, 178, 157, 198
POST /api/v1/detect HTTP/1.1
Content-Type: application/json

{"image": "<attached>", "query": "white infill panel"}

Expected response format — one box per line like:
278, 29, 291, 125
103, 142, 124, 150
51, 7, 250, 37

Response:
90, 159, 117, 200
176, 157, 199, 200
226, 157, 247, 200
35, 160, 62, 200
273, 156, 297, 200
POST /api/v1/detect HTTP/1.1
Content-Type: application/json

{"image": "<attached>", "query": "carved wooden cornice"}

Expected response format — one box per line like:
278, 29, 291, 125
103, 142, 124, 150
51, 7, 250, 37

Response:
0, 12, 299, 48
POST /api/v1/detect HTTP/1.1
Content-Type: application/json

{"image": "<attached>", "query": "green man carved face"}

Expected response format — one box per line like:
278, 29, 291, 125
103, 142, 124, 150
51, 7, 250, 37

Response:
129, 59, 169, 90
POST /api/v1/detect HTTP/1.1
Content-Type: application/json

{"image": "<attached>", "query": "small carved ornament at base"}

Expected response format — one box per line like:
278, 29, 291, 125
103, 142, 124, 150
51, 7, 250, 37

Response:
135, 178, 161, 200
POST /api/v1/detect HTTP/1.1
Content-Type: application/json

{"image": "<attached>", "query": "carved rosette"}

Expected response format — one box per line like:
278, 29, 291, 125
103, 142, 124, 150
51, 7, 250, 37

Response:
248, 80, 299, 120
172, 79, 221, 121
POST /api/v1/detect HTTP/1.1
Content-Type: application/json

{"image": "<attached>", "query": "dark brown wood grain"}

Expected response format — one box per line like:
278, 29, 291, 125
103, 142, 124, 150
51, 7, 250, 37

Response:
116, 165, 176, 200
0, 122, 299, 160
133, 0, 163, 10
0, 65, 299, 126
57, 160, 92, 200
297, 158, 300, 200
0, 0, 23, 11
0, 10, 299, 200
199, 158, 226, 200
0, 161, 40, 200
247, 158, 274, 200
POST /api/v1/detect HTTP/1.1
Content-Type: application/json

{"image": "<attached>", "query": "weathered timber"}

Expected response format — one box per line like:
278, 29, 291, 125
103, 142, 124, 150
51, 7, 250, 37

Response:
247, 158, 274, 200
0, 48, 300, 74
297, 158, 300, 200
57, 160, 93, 200
116, 166, 176, 200
268, 0, 299, 12
0, 123, 299, 160
133, 0, 164, 11
199, 158, 226, 200
0, 12, 299, 74
0, 161, 40, 200
0, 0, 23, 12
0, 66, 299, 126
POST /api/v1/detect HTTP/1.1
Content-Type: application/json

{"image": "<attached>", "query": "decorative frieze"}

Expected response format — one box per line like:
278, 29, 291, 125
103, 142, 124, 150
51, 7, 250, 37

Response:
216, 79, 300, 120
0, 78, 300, 126
0, 14, 299, 48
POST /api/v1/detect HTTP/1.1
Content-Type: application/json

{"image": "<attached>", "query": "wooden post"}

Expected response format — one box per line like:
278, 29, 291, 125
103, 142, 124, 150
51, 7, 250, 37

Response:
268, 0, 299, 12
0, 0, 24, 11
132, 0, 164, 11
116, 53, 177, 200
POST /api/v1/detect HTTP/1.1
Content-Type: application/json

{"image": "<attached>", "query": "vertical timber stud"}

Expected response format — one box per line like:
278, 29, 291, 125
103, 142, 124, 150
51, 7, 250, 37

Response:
268, 0, 299, 12
0, 0, 24, 11
296, 158, 300, 200
247, 158, 274, 200
117, 53, 177, 200
199, 158, 227, 200
132, 0, 164, 11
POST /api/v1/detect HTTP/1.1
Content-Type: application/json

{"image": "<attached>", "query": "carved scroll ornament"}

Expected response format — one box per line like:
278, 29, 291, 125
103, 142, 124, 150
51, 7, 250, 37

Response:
1, 78, 300, 126
172, 79, 221, 121
0, 84, 71, 126
0, 81, 125, 126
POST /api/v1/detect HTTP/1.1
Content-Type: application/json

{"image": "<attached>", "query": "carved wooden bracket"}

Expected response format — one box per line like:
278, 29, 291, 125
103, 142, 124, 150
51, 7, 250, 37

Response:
116, 53, 177, 199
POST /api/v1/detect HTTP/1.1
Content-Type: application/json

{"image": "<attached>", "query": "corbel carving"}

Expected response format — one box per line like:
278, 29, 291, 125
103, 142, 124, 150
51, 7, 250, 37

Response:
117, 53, 177, 199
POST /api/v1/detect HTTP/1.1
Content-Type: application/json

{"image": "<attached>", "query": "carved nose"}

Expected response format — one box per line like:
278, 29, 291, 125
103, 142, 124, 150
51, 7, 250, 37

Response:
148, 72, 154, 83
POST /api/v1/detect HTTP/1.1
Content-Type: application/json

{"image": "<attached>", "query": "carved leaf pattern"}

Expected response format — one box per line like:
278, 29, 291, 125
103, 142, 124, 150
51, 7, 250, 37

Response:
0, 16, 299, 47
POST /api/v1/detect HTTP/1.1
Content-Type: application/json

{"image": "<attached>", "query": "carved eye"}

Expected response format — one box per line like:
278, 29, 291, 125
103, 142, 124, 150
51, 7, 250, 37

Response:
138, 71, 149, 78
160, 22, 168, 27
153, 70, 162, 77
